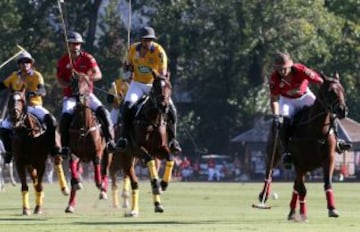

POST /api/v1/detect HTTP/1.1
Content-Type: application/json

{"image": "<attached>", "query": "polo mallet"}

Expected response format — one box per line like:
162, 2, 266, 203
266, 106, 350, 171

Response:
0, 45, 28, 70
252, 122, 279, 209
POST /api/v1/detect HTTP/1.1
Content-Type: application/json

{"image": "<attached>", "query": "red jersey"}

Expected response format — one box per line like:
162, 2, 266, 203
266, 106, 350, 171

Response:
56, 51, 97, 97
269, 63, 323, 98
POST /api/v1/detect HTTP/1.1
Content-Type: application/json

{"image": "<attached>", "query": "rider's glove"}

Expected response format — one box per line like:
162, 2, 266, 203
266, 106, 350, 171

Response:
273, 114, 282, 129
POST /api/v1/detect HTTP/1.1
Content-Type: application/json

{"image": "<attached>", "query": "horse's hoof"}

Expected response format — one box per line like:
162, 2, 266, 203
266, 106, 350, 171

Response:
160, 180, 168, 191
34, 206, 43, 215
154, 202, 164, 213
99, 191, 108, 200
297, 214, 309, 223
122, 199, 130, 209
287, 210, 296, 220
73, 182, 83, 191
22, 207, 31, 216
121, 191, 130, 198
258, 192, 268, 203
124, 210, 139, 217
61, 187, 70, 196
65, 205, 75, 213
329, 209, 340, 218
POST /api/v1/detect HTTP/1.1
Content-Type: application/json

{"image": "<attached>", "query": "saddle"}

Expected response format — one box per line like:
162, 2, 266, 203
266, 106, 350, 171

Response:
14, 112, 44, 138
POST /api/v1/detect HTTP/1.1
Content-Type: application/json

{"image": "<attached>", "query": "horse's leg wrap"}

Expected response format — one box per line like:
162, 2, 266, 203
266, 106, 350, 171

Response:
147, 160, 159, 180
161, 161, 174, 191
22, 191, 30, 210
131, 189, 139, 213
325, 188, 336, 210
35, 191, 44, 207
55, 162, 68, 193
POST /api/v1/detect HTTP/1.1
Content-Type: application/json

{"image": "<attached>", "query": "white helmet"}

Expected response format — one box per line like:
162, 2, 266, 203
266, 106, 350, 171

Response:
67, 31, 85, 43
17, 51, 35, 64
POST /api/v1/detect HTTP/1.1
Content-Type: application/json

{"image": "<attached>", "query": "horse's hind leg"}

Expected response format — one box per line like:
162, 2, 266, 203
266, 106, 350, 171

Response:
53, 155, 69, 196
99, 152, 109, 200
146, 158, 164, 213
324, 161, 340, 217
124, 165, 140, 217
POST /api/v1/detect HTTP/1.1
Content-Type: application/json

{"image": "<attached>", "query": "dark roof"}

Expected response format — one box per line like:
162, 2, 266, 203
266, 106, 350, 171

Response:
231, 117, 360, 144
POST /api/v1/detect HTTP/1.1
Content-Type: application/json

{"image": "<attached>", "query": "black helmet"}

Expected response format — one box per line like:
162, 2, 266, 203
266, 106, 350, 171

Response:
67, 31, 85, 43
140, 26, 157, 40
17, 51, 35, 64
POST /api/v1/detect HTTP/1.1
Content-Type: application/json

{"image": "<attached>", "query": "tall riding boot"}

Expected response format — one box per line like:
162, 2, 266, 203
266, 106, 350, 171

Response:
279, 117, 292, 169
44, 114, 61, 156
117, 102, 131, 150
167, 100, 182, 153
0, 128, 12, 163
334, 120, 352, 153
95, 106, 116, 152
59, 113, 73, 157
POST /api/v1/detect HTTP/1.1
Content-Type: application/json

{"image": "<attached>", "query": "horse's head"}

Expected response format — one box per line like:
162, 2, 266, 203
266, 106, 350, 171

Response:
318, 72, 348, 119
150, 71, 172, 112
8, 90, 27, 125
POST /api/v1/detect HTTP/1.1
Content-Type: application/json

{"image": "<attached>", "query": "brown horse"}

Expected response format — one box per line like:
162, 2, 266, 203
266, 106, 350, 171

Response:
65, 78, 109, 213
8, 89, 68, 215
119, 71, 175, 217
258, 73, 348, 221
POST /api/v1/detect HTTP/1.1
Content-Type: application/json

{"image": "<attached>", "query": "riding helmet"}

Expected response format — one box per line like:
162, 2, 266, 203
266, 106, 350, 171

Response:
140, 26, 157, 40
67, 31, 85, 43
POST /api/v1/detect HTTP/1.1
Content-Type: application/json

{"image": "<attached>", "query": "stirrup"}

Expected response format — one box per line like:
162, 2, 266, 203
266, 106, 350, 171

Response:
61, 147, 70, 158
336, 139, 352, 153
169, 139, 182, 153
107, 140, 117, 152
117, 137, 128, 150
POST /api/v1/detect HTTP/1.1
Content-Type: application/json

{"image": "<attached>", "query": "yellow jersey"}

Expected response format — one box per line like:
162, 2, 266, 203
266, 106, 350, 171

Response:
127, 42, 167, 84
3, 70, 44, 106
108, 78, 130, 106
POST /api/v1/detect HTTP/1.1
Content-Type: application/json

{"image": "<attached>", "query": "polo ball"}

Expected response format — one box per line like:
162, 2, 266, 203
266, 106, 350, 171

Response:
271, 192, 279, 200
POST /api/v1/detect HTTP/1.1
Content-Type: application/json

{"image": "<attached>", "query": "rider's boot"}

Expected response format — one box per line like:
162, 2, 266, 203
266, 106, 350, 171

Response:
95, 106, 117, 152
279, 117, 292, 169
117, 102, 131, 150
167, 100, 182, 153
44, 114, 61, 156
0, 127, 12, 163
59, 113, 73, 158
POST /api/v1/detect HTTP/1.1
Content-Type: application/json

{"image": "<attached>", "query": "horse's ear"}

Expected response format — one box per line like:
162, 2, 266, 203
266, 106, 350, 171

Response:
333, 72, 340, 80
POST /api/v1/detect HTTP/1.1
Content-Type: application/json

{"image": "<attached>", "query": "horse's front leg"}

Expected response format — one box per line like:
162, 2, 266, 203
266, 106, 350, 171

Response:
323, 146, 340, 218
32, 165, 45, 215
99, 150, 109, 200
288, 174, 307, 222
122, 156, 139, 217
65, 157, 82, 213
139, 146, 164, 213
16, 163, 31, 215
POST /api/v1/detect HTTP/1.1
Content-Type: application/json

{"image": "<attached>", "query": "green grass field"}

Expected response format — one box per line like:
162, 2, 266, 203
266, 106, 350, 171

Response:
0, 180, 359, 232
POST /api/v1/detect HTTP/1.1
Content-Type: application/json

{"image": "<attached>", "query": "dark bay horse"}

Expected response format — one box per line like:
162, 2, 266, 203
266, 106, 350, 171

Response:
258, 73, 347, 221
65, 77, 109, 213
120, 71, 175, 217
8, 89, 67, 215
